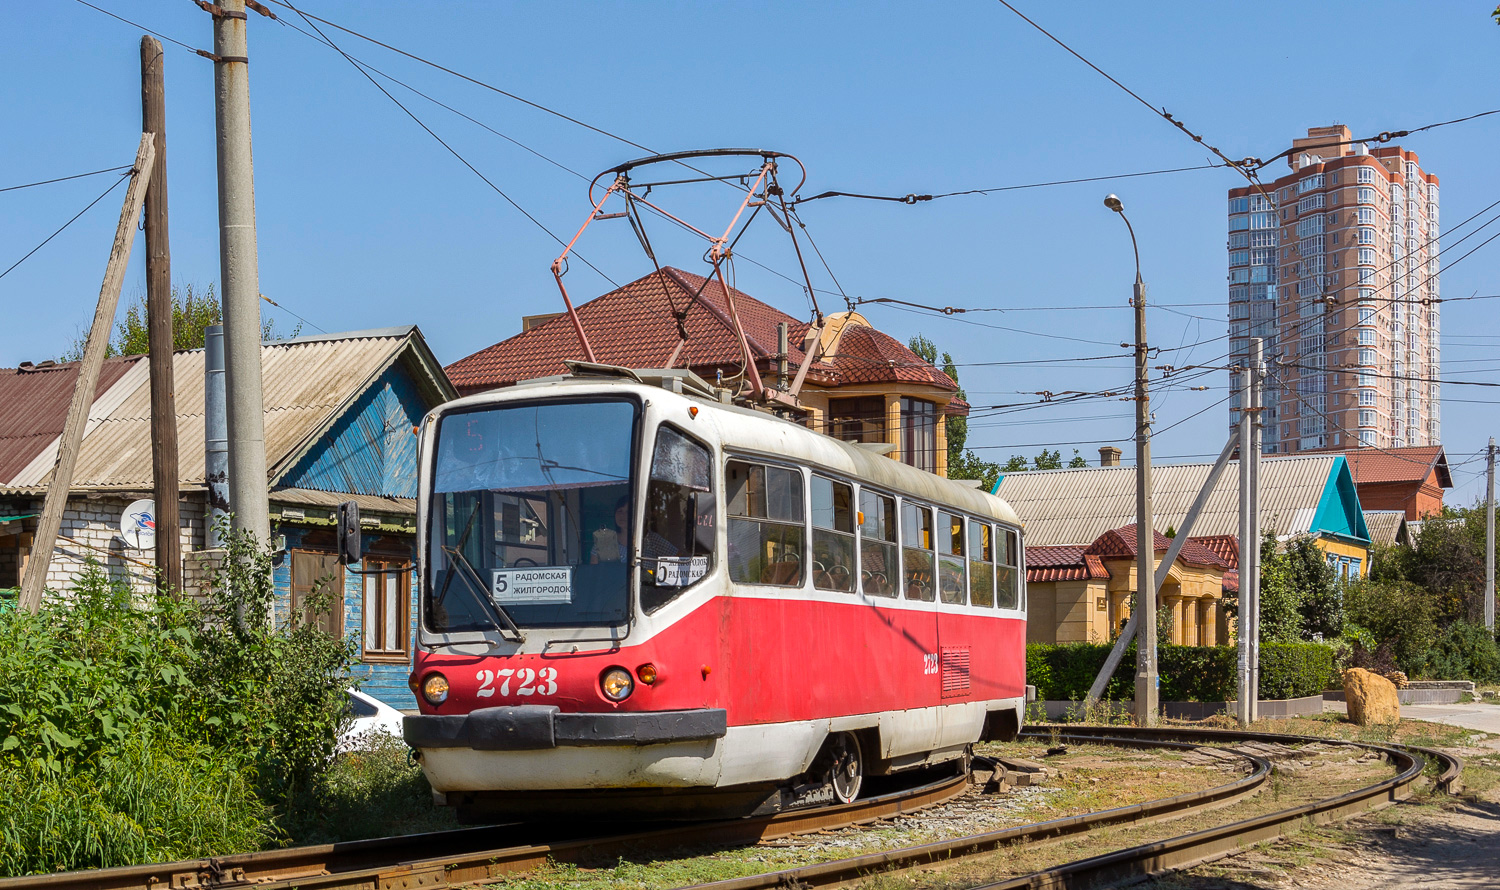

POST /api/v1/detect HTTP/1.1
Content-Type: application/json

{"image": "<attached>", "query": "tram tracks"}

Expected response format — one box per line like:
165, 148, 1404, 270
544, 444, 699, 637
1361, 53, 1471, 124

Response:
0, 726, 1463, 890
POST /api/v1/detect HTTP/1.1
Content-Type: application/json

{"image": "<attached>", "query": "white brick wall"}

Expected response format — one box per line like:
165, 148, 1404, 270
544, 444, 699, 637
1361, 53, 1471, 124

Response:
43, 493, 209, 599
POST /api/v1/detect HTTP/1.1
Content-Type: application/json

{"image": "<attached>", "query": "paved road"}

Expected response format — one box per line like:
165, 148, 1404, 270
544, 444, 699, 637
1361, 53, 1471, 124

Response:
1400, 700, 1500, 735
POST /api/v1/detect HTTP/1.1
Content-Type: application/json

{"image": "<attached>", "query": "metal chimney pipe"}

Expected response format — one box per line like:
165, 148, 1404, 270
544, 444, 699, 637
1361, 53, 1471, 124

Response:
204, 325, 230, 546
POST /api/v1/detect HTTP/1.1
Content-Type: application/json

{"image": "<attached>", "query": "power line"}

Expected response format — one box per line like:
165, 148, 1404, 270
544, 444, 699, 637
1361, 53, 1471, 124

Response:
261, 0, 656, 155
73, 0, 208, 57
1, 165, 133, 194
277, 2, 618, 288
0, 173, 130, 283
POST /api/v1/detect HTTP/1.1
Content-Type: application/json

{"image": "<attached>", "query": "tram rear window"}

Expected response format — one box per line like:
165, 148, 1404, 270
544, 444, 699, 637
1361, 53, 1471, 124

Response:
426, 399, 638, 631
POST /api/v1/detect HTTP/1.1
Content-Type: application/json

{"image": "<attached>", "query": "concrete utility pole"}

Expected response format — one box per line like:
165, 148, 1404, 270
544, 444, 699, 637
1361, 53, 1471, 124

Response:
1236, 360, 1252, 725
18, 134, 156, 612
1486, 436, 1495, 632
210, 0, 270, 546
1105, 194, 1157, 726
1247, 339, 1263, 722
142, 36, 181, 595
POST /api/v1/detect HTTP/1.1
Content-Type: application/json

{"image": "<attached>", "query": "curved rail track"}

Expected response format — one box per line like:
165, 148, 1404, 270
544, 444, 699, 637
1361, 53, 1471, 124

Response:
0, 726, 1463, 890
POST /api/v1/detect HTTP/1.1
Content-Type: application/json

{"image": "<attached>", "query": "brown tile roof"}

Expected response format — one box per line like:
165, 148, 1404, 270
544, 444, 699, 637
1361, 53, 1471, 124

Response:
1085, 524, 1228, 570
444, 267, 958, 396
1025, 544, 1110, 582
1192, 534, 1240, 570
1223, 569, 1239, 594
1343, 446, 1451, 488
0, 357, 142, 484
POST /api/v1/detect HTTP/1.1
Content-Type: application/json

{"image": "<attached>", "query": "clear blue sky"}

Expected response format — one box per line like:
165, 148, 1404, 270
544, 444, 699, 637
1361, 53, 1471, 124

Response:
4, 2, 1498, 505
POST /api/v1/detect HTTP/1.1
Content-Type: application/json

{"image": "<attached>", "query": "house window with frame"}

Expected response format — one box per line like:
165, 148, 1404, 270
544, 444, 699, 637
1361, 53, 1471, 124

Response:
361, 559, 409, 659
827, 396, 887, 445
900, 398, 938, 473
291, 550, 343, 638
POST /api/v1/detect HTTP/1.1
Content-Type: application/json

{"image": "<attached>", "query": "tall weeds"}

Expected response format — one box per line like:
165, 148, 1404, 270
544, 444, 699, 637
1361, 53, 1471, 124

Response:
0, 526, 355, 876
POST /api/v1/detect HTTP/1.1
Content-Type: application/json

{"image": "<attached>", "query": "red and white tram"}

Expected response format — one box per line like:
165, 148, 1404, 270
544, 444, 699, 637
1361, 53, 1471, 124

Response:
403, 366, 1028, 821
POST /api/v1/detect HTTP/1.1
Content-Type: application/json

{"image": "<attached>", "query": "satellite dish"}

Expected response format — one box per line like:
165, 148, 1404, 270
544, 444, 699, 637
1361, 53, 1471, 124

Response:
121, 498, 157, 550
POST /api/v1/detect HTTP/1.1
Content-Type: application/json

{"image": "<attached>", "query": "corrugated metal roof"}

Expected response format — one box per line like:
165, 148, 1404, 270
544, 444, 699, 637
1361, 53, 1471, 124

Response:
994, 455, 1344, 547
5, 328, 450, 493
0, 357, 142, 484
1363, 510, 1406, 547
271, 487, 416, 516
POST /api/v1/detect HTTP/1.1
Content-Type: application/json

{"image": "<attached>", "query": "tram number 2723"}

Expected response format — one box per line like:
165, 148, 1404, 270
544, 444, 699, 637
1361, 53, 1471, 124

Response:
922, 653, 939, 675
476, 667, 559, 698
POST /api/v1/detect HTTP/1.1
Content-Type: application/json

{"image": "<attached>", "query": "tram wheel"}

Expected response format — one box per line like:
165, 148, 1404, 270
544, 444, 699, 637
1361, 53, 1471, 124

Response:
821, 732, 863, 804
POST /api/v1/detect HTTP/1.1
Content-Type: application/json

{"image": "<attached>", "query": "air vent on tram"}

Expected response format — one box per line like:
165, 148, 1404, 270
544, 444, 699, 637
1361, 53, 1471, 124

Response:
941, 647, 971, 698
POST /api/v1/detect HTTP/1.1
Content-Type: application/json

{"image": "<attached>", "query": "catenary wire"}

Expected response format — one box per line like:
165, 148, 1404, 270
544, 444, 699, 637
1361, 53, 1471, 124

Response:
793, 163, 1228, 206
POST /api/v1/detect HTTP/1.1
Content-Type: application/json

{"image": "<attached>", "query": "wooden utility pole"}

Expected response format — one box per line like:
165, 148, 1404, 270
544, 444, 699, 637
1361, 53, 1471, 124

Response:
142, 35, 181, 595
18, 134, 156, 612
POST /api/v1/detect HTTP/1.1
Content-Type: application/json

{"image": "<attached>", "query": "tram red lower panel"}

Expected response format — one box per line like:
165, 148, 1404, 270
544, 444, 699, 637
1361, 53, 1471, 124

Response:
416, 596, 1025, 726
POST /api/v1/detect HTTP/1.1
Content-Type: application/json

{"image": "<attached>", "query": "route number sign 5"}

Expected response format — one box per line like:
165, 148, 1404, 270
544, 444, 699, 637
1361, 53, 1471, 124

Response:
476, 667, 558, 698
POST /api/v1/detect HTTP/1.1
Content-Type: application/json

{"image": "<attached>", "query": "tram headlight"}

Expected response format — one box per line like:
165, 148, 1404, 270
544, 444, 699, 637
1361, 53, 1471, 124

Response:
421, 672, 450, 706
600, 667, 634, 702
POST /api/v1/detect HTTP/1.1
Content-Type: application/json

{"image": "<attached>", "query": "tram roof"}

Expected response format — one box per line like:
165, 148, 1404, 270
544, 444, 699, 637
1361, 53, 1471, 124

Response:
436, 375, 1022, 527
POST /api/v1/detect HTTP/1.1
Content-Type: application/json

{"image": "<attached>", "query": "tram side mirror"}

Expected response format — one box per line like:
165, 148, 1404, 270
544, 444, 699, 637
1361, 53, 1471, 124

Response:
337, 501, 362, 565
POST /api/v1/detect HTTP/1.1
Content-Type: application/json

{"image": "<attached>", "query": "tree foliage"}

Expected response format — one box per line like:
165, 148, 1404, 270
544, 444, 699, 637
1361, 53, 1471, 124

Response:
1223, 531, 1343, 643
60, 284, 298, 362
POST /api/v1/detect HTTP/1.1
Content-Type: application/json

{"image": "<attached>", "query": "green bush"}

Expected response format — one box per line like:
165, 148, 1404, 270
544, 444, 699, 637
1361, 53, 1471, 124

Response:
1258, 642, 1337, 699
0, 526, 356, 875
1344, 578, 1441, 677
1027, 641, 1338, 703
1424, 621, 1500, 684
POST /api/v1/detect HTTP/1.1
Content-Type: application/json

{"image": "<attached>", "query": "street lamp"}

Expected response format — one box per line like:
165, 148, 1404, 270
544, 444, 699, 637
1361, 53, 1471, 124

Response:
1104, 193, 1158, 727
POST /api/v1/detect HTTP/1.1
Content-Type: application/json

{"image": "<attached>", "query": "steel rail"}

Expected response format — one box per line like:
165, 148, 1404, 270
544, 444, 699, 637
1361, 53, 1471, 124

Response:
680, 735, 1267, 890
0, 771, 970, 890
678, 726, 1461, 890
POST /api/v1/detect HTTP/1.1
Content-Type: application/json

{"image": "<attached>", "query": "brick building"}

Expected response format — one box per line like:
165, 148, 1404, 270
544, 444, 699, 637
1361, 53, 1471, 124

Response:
1343, 445, 1451, 519
1228, 125, 1441, 454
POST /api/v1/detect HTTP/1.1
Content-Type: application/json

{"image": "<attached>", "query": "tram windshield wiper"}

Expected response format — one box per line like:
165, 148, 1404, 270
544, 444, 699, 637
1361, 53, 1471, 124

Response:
432, 500, 525, 644
443, 544, 526, 644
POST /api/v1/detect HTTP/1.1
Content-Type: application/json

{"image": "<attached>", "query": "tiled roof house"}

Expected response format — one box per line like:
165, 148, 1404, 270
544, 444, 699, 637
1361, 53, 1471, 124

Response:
1025, 525, 1233, 646
1342, 446, 1451, 519
446, 267, 968, 475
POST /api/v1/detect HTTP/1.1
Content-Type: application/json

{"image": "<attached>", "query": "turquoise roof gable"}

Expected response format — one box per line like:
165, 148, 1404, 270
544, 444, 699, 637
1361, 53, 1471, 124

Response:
281, 364, 429, 497
1309, 455, 1370, 543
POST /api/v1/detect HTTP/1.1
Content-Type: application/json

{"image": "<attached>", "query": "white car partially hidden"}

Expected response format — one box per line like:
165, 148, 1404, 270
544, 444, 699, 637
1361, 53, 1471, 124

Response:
339, 688, 406, 753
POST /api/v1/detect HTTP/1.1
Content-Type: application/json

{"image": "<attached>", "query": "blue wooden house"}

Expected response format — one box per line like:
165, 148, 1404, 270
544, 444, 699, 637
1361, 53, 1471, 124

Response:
0, 326, 456, 710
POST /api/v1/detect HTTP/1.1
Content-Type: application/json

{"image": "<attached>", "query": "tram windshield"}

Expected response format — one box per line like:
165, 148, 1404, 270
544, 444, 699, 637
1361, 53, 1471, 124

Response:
427, 399, 638, 631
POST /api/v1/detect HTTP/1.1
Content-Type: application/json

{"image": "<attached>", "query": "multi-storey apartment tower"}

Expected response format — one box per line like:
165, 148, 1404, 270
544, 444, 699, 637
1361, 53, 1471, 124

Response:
1229, 125, 1440, 453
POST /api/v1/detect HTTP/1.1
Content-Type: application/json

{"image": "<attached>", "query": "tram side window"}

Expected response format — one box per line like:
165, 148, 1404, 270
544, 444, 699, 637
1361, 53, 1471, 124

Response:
996, 527, 1021, 610
641, 425, 717, 613
811, 475, 856, 592
900, 502, 935, 602
859, 489, 898, 598
726, 460, 805, 586
936, 511, 967, 605
967, 520, 995, 608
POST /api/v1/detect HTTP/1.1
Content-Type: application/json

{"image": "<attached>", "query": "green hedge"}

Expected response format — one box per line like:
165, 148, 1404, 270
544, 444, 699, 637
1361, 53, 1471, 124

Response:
1027, 641, 1336, 702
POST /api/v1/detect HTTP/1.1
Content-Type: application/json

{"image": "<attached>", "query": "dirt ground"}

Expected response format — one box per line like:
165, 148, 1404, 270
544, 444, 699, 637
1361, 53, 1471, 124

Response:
1146, 714, 1500, 890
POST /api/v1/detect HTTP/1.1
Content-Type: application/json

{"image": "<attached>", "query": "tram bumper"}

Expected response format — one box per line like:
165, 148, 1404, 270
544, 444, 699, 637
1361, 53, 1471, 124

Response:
404, 705, 729, 751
